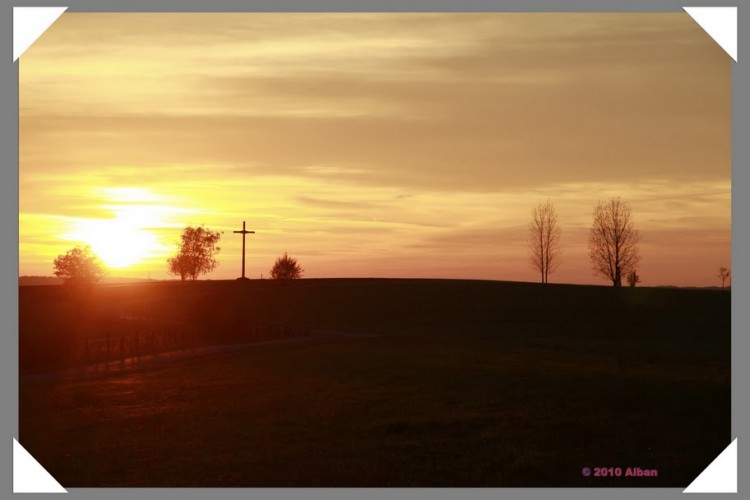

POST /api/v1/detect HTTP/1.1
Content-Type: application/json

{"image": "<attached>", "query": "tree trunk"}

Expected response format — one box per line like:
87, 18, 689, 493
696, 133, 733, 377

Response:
614, 265, 622, 287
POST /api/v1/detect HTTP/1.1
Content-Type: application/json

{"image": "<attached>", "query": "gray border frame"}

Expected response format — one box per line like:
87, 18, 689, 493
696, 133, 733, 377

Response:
3, 1, 743, 498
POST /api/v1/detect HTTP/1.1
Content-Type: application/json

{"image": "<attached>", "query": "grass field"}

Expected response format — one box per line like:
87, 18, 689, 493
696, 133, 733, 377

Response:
19, 279, 730, 487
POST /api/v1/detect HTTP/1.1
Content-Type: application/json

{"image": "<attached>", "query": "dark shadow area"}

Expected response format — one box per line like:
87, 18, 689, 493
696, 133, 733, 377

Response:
19, 278, 730, 487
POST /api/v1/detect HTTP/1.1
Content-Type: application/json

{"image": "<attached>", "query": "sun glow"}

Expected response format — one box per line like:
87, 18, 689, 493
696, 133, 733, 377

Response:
59, 188, 178, 270
65, 218, 162, 269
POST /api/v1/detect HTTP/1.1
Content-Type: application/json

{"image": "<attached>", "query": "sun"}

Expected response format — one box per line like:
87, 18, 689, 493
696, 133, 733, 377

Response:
64, 212, 165, 270
84, 222, 159, 269
57, 187, 183, 270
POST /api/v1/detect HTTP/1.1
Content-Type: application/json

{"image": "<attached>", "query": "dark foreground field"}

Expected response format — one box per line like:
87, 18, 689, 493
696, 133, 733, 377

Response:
19, 279, 730, 487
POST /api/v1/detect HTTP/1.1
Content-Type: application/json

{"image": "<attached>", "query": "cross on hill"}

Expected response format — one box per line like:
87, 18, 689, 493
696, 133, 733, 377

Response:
233, 221, 255, 280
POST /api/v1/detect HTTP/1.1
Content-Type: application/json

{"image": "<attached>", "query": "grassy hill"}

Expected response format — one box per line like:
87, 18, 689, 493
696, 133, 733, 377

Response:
19, 278, 730, 487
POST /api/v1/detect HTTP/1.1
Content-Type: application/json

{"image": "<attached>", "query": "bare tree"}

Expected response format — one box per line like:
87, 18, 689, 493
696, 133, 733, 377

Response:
589, 197, 641, 287
528, 200, 562, 283
626, 270, 641, 288
718, 266, 731, 289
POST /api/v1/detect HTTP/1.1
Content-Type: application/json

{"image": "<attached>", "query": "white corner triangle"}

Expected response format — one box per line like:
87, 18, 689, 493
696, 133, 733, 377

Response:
683, 6, 738, 62
13, 438, 67, 493
13, 6, 68, 62
683, 438, 737, 493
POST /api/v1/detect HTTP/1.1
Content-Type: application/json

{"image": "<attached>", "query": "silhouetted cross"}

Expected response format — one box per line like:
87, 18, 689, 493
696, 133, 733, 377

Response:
233, 221, 255, 280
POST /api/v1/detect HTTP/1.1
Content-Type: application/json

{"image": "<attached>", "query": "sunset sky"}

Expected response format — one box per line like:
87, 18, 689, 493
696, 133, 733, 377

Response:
19, 13, 731, 286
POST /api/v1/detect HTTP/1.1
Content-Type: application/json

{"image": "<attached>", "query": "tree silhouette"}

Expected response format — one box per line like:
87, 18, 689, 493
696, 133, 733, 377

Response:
168, 225, 222, 281
528, 200, 562, 284
168, 253, 192, 281
718, 266, 731, 289
589, 197, 641, 287
53, 245, 106, 289
626, 270, 641, 288
270, 252, 304, 280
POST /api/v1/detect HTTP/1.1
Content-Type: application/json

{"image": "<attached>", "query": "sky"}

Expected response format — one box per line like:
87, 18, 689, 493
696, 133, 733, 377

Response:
19, 13, 731, 286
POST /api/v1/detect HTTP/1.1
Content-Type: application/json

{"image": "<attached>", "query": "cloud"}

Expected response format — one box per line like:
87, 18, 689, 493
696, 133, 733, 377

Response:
22, 12, 730, 193
408, 226, 528, 252
295, 195, 388, 211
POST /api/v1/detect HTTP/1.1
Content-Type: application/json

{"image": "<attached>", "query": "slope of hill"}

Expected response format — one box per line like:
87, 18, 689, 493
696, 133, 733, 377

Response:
19, 278, 730, 487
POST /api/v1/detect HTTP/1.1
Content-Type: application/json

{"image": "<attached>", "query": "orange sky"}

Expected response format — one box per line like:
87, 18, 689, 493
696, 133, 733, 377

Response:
19, 13, 731, 286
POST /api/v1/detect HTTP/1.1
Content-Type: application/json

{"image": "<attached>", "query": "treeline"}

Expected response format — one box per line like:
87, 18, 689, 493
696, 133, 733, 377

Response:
528, 196, 729, 289
50, 225, 305, 288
